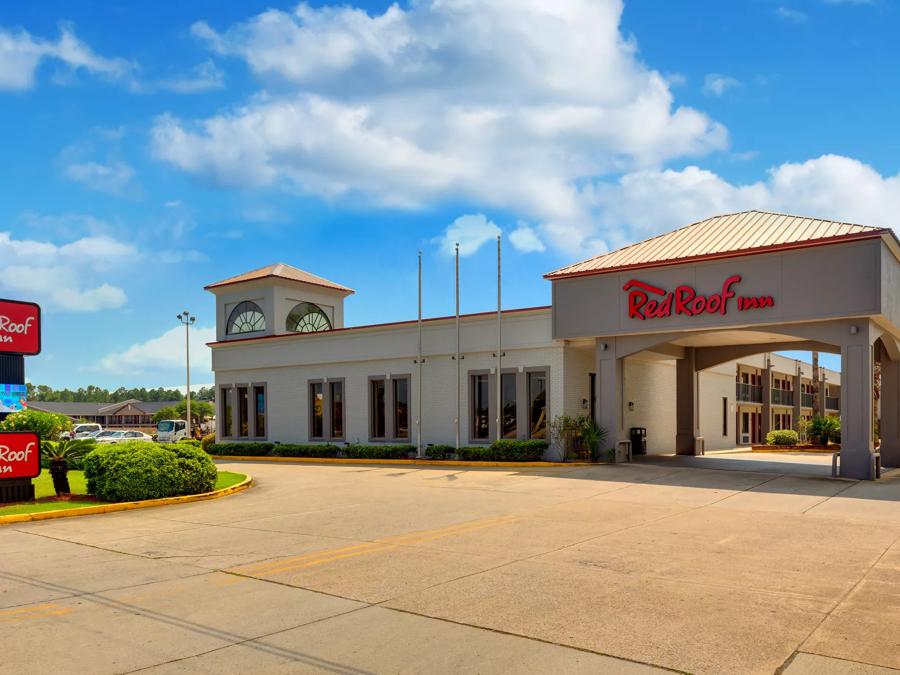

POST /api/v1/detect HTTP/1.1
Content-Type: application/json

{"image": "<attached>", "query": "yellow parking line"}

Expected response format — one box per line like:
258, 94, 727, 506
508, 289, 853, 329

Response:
237, 514, 520, 578
0, 603, 74, 622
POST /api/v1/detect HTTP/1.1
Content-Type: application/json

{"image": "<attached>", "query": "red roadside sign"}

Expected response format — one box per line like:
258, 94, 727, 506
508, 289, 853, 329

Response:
0, 299, 40, 356
0, 432, 40, 480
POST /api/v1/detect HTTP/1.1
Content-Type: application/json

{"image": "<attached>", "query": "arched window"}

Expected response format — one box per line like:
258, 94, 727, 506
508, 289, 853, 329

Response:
226, 301, 266, 335
286, 302, 332, 333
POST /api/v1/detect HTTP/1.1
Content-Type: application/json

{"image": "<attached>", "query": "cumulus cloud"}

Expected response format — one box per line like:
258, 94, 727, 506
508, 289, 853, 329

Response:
0, 24, 132, 91
775, 6, 808, 22
585, 154, 900, 245
0, 232, 134, 311
702, 74, 741, 97
509, 225, 546, 253
95, 324, 215, 376
154, 60, 224, 94
155, 0, 726, 227
62, 159, 138, 197
434, 214, 501, 257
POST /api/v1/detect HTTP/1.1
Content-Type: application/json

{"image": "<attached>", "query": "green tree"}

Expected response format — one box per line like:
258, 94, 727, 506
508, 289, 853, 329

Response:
0, 409, 73, 440
152, 406, 179, 424
176, 399, 214, 423
41, 438, 95, 496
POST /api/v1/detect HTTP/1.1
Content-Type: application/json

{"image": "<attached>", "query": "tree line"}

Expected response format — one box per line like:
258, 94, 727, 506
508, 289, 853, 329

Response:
26, 384, 216, 403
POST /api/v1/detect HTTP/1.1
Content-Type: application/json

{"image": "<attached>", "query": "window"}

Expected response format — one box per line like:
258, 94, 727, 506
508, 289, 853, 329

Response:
237, 386, 249, 437
226, 301, 266, 335
310, 382, 324, 438
254, 385, 266, 437
501, 373, 517, 439
371, 379, 386, 439
221, 387, 233, 437
393, 378, 410, 439
286, 302, 332, 333
722, 397, 728, 437
330, 381, 344, 439
527, 371, 547, 439
589, 373, 596, 423
472, 374, 490, 440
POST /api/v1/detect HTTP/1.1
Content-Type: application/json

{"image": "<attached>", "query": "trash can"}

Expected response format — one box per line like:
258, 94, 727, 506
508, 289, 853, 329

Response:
630, 427, 647, 455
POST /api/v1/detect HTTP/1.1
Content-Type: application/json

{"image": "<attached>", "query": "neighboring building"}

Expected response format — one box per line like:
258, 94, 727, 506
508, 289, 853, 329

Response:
208, 210, 900, 480
28, 399, 182, 431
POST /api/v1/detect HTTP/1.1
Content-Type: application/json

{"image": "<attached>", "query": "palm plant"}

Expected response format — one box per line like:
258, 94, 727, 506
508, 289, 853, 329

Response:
40, 438, 95, 496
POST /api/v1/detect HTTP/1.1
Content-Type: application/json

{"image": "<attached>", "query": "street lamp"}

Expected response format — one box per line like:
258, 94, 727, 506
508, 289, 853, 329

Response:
176, 311, 196, 437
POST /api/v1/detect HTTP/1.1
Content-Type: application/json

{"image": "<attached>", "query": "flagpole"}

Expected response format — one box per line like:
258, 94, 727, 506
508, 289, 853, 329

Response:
417, 250, 424, 458
455, 243, 461, 450
496, 235, 502, 442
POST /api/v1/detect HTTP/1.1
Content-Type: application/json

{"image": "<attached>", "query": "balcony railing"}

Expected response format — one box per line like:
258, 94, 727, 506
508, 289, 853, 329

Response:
826, 396, 840, 410
736, 382, 763, 403
771, 388, 794, 406
801, 393, 814, 408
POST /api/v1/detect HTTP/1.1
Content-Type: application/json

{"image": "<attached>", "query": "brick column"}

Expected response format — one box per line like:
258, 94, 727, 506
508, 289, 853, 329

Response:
675, 347, 699, 454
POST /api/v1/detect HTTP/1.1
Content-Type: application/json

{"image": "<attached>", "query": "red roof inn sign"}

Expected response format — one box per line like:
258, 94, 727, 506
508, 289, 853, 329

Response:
0, 432, 40, 479
0, 299, 41, 356
624, 275, 775, 321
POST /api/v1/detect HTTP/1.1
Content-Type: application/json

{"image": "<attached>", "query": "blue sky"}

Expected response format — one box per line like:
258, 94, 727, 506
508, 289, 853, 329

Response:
2, 0, 894, 388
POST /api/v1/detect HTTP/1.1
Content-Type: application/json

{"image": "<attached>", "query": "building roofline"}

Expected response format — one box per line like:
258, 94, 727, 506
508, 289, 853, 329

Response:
204, 263, 355, 294
544, 230, 890, 281
208, 305, 552, 348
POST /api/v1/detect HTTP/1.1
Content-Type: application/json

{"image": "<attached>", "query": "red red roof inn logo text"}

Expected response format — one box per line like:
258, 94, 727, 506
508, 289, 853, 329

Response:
623, 275, 775, 321
0, 432, 40, 479
0, 299, 41, 355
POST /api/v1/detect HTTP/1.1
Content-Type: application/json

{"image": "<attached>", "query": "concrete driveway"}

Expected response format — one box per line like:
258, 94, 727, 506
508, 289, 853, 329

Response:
3, 460, 900, 674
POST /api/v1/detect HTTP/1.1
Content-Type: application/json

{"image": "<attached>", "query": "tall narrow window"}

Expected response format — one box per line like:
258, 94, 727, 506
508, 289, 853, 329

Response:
371, 379, 386, 439
310, 382, 324, 438
237, 386, 249, 437
393, 378, 410, 439
254, 386, 266, 437
472, 374, 490, 440
722, 397, 728, 437
501, 372, 517, 439
527, 371, 547, 439
330, 381, 344, 439
220, 388, 232, 436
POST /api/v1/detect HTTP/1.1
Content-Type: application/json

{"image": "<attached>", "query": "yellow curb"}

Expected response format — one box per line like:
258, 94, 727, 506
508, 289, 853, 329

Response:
0, 474, 252, 526
212, 455, 592, 468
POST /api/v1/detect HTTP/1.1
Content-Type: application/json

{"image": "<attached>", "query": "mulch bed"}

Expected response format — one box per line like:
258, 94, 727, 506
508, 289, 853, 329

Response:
751, 444, 840, 453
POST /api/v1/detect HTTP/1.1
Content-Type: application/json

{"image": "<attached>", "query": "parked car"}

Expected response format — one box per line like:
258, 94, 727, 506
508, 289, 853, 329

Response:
61, 423, 102, 440
95, 430, 153, 444
156, 419, 188, 443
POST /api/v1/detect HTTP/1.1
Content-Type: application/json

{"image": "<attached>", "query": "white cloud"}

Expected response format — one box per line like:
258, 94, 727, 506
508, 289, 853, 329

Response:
0, 231, 135, 311
155, 60, 224, 94
0, 24, 132, 91
62, 159, 137, 196
775, 6, 808, 22
509, 225, 546, 253
585, 154, 900, 245
155, 0, 726, 226
434, 214, 501, 257
96, 324, 215, 376
702, 73, 741, 97
57, 129, 142, 198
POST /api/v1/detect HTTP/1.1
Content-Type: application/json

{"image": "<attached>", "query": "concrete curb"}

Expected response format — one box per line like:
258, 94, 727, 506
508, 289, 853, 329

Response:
0, 474, 252, 526
212, 455, 593, 468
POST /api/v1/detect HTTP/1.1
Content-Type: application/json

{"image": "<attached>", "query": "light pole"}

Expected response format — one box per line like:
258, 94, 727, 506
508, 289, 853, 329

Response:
177, 311, 196, 437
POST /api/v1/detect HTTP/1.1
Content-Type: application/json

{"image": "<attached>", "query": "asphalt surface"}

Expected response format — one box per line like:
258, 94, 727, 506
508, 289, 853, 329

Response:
2, 457, 900, 674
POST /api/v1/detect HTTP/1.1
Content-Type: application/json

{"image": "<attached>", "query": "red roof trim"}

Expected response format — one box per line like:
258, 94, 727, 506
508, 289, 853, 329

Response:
204, 273, 355, 294
544, 230, 889, 281
208, 305, 552, 347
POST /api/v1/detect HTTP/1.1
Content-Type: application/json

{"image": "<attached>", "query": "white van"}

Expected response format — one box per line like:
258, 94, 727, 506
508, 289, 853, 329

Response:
156, 419, 188, 443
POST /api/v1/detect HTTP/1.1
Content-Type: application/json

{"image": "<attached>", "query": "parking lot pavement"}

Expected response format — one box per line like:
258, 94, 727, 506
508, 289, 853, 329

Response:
3, 461, 900, 674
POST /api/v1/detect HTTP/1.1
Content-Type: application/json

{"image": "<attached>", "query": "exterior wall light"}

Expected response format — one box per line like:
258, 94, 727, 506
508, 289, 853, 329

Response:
850, 325, 859, 335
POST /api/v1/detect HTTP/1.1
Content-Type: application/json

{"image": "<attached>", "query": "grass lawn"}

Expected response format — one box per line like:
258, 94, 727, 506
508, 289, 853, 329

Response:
0, 470, 247, 518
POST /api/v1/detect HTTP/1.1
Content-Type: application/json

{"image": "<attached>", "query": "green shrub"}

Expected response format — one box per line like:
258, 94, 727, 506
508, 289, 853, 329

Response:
271, 444, 340, 458
809, 416, 840, 445
200, 433, 216, 452
765, 429, 800, 446
206, 442, 274, 456
426, 444, 455, 460
458, 440, 548, 462
83, 441, 217, 502
0, 408, 72, 441
178, 438, 202, 449
344, 444, 415, 459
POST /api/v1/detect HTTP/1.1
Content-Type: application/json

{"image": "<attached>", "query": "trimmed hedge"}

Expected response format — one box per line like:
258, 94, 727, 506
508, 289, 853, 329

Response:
766, 429, 800, 446
83, 441, 218, 502
426, 444, 455, 460
207, 442, 274, 456
458, 439, 548, 462
344, 444, 415, 459
178, 438, 202, 449
200, 433, 216, 452
271, 444, 340, 458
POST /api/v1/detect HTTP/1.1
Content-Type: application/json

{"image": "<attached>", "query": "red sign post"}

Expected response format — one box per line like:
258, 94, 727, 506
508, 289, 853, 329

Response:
0, 299, 41, 356
0, 432, 40, 480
